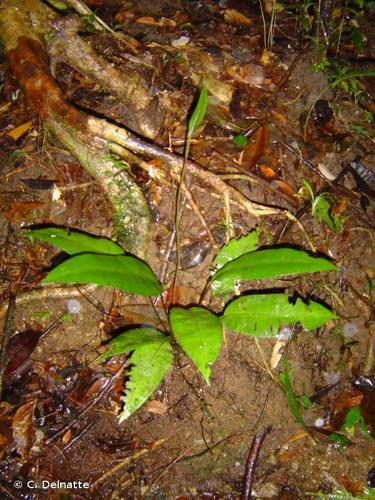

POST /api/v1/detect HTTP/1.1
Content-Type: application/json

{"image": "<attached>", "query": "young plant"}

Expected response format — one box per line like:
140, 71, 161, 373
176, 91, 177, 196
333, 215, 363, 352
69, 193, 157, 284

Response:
304, 64, 375, 138
310, 487, 375, 499
26, 226, 337, 422
302, 180, 343, 233
173, 85, 208, 299
328, 405, 372, 446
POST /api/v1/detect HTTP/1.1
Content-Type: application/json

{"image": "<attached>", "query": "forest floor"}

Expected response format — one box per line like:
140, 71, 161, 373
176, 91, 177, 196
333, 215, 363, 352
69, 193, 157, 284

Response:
0, 0, 374, 498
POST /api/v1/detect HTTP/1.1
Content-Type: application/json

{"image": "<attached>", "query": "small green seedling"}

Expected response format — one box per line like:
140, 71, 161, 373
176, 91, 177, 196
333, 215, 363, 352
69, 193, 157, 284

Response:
302, 180, 343, 233
174, 85, 208, 297
300, 394, 313, 408
310, 487, 375, 499
328, 405, 372, 446
232, 134, 248, 147
279, 359, 308, 431
26, 223, 337, 422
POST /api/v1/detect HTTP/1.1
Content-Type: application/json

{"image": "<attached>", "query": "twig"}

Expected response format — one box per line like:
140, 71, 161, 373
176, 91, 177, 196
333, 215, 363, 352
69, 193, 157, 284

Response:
242, 426, 272, 500
90, 439, 165, 489
0, 293, 16, 400
0, 285, 97, 319
45, 364, 125, 444
63, 419, 94, 452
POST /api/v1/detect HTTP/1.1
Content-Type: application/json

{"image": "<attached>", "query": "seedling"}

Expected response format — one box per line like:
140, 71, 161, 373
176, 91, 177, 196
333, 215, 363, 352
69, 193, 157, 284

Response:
279, 358, 308, 431
304, 63, 375, 138
26, 226, 337, 422
232, 134, 248, 147
310, 487, 375, 499
328, 405, 372, 446
301, 180, 343, 233
173, 85, 208, 300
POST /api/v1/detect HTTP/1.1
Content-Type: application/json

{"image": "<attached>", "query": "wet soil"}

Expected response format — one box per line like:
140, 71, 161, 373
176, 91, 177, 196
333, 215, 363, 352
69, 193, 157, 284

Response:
0, 0, 374, 498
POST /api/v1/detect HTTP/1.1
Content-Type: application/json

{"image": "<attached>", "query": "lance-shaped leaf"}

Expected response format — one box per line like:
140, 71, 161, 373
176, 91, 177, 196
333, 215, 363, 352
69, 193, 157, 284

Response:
222, 294, 336, 337
100, 328, 173, 422
42, 253, 162, 296
170, 306, 222, 383
25, 227, 124, 255
211, 248, 337, 296
187, 85, 208, 139
213, 227, 260, 270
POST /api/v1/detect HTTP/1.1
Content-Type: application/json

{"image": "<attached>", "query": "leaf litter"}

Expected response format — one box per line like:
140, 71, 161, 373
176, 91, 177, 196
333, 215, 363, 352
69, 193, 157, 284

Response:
0, 0, 374, 497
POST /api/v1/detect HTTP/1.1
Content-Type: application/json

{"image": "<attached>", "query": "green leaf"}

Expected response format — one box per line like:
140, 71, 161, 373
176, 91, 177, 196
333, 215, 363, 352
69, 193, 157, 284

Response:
279, 359, 307, 430
25, 227, 124, 255
170, 306, 222, 383
341, 406, 371, 439
312, 195, 342, 233
222, 294, 335, 337
302, 179, 315, 203
300, 394, 313, 408
328, 432, 352, 447
232, 134, 248, 147
213, 227, 260, 270
313, 487, 375, 499
42, 253, 162, 296
99, 328, 170, 360
187, 85, 208, 139
351, 27, 363, 52
100, 328, 172, 421
211, 248, 337, 296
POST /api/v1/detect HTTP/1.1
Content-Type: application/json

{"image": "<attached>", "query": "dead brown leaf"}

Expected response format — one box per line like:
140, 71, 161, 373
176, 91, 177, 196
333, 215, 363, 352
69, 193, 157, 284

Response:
223, 9, 252, 26
145, 400, 167, 415
12, 401, 35, 457
7, 120, 33, 141
242, 127, 269, 170
136, 16, 176, 28
1, 198, 44, 222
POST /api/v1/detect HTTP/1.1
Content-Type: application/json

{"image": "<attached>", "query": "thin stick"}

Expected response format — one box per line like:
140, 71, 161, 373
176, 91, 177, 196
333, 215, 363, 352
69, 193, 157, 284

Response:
242, 426, 272, 500
0, 293, 16, 400
90, 439, 165, 489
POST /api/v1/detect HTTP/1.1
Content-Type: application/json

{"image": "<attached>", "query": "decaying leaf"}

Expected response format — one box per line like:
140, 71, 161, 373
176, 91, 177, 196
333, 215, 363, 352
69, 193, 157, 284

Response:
12, 401, 36, 457
1, 199, 44, 223
242, 127, 269, 170
223, 9, 252, 26
135, 16, 176, 28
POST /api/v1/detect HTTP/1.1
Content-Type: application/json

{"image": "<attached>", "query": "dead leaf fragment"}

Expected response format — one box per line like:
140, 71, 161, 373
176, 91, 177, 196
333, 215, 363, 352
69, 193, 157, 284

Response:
136, 16, 176, 28
258, 164, 277, 180
1, 199, 44, 222
242, 127, 269, 170
270, 179, 296, 199
226, 64, 265, 87
223, 9, 252, 26
145, 400, 167, 415
12, 401, 35, 457
7, 120, 33, 141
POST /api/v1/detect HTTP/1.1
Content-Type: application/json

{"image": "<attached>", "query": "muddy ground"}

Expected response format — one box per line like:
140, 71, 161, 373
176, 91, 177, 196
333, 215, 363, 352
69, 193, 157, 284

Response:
0, 0, 374, 498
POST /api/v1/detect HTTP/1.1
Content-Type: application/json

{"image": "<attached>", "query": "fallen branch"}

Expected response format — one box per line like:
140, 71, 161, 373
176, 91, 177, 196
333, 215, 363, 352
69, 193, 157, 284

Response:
242, 426, 272, 500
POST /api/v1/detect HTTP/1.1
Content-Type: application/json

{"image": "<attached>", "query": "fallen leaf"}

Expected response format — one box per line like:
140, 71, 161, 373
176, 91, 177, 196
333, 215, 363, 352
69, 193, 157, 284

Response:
62, 429, 72, 444
145, 399, 167, 415
12, 401, 35, 457
136, 16, 176, 28
223, 9, 252, 26
270, 179, 296, 199
0, 102, 12, 114
1, 199, 44, 223
242, 127, 269, 170
226, 64, 265, 87
270, 338, 286, 370
258, 164, 277, 180
7, 120, 33, 141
